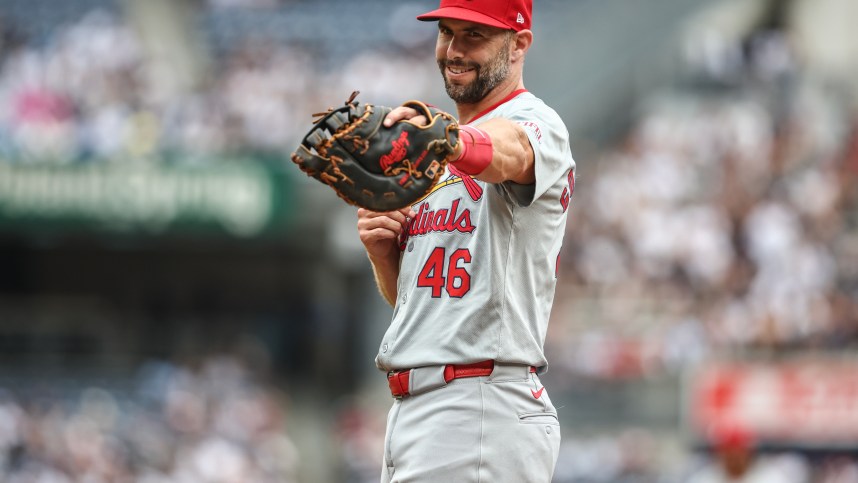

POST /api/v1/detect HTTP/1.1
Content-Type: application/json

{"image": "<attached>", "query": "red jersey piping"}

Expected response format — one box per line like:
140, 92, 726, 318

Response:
464, 89, 529, 124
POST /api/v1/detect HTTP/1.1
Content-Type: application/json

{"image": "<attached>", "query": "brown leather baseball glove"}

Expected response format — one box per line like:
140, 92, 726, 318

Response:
291, 92, 459, 212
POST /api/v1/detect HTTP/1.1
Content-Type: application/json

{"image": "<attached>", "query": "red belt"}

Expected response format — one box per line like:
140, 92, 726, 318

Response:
387, 360, 537, 398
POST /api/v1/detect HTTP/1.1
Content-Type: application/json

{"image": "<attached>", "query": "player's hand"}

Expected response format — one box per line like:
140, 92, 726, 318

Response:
384, 104, 463, 160
357, 207, 416, 260
383, 106, 428, 128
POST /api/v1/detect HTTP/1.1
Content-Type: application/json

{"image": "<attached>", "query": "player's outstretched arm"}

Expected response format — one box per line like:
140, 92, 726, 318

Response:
357, 207, 414, 306
461, 117, 535, 185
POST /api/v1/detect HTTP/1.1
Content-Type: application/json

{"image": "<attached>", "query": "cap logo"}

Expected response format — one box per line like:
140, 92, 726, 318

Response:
516, 12, 524, 24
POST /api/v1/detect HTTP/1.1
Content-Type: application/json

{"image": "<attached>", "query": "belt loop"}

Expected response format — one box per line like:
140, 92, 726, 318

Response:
407, 365, 448, 397
486, 362, 534, 381
443, 365, 455, 383
387, 370, 411, 398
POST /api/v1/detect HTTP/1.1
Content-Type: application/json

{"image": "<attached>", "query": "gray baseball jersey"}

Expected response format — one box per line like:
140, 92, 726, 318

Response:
375, 90, 575, 372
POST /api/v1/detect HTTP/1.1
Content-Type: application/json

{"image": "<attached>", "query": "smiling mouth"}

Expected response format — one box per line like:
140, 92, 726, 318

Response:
447, 65, 475, 75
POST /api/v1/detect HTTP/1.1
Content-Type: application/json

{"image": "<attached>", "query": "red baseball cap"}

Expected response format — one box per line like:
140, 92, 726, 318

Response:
417, 0, 532, 32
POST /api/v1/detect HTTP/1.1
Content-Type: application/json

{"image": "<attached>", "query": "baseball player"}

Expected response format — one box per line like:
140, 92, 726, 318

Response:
356, 0, 575, 481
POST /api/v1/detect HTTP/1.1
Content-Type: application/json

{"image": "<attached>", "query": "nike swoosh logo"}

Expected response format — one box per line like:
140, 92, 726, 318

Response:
531, 387, 544, 399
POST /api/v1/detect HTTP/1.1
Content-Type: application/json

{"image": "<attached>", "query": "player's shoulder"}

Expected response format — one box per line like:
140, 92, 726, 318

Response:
498, 92, 569, 139
505, 92, 565, 125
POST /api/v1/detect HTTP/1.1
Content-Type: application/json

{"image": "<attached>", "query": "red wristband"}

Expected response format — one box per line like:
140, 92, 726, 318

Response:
453, 125, 493, 175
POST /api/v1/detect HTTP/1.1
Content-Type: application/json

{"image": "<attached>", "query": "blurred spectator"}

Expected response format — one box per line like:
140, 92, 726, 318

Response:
686, 424, 810, 483
334, 401, 386, 483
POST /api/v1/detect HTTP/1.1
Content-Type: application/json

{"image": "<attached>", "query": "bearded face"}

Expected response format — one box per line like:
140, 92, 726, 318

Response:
438, 35, 512, 104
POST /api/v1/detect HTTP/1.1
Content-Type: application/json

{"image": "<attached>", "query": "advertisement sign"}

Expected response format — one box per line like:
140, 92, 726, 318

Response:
686, 359, 858, 447
0, 159, 295, 238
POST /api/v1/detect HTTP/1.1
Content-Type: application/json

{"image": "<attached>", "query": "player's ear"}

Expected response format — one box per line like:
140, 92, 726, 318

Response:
511, 29, 532, 62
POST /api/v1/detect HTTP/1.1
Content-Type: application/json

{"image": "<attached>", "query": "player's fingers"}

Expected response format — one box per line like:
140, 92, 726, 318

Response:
386, 207, 416, 226
401, 115, 429, 127
356, 208, 374, 221
358, 214, 406, 235
383, 106, 421, 127
363, 227, 400, 240
358, 208, 396, 219
357, 207, 416, 223
399, 206, 418, 219
360, 229, 402, 259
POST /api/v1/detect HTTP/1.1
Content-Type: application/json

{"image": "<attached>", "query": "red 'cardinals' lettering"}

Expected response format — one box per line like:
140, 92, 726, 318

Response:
379, 131, 410, 171
399, 198, 475, 249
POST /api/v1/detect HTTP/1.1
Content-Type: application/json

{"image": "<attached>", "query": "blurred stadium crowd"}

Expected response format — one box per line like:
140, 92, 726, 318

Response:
0, 1, 437, 164
1, 0, 857, 482
550, 27, 858, 381
0, 2, 436, 481
0, 355, 299, 482
546, 18, 858, 483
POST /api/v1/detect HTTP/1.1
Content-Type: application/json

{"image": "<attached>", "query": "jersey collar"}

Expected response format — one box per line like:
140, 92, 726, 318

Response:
464, 89, 529, 124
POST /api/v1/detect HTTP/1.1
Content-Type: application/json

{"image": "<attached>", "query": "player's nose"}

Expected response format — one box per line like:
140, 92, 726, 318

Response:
443, 37, 467, 61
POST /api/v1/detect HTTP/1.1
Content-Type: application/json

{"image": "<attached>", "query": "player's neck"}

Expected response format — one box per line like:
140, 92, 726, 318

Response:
456, 77, 525, 124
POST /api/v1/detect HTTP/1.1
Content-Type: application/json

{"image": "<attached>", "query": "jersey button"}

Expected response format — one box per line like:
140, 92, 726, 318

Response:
382, 343, 389, 353
401, 293, 407, 303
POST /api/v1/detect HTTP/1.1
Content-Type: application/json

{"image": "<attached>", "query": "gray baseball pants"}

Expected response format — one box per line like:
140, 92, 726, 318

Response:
380, 363, 561, 482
